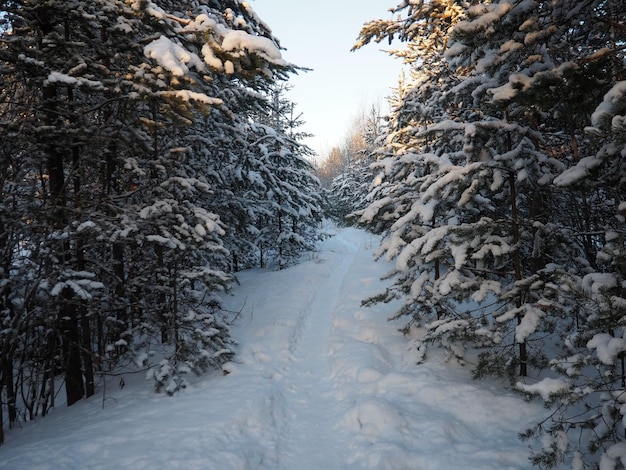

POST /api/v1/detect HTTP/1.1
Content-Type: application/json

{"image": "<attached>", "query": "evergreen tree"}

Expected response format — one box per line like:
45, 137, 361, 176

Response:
251, 84, 323, 269
516, 79, 626, 468
203, 83, 323, 271
356, 1, 624, 466
0, 0, 298, 431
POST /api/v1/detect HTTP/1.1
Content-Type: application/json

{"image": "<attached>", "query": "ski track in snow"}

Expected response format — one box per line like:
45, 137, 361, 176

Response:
275, 229, 361, 469
0, 226, 552, 470
227, 227, 366, 469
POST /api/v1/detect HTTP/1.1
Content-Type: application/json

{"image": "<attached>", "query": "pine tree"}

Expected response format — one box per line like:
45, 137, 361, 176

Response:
0, 0, 297, 423
515, 19, 626, 468
200, 82, 322, 271
446, 0, 625, 466
250, 83, 323, 269
356, 0, 625, 467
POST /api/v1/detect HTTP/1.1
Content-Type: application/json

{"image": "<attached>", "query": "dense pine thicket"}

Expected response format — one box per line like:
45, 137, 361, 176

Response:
348, 1, 625, 468
0, 0, 322, 443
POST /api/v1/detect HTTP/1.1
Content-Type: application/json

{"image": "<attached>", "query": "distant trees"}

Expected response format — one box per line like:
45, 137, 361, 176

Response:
355, 0, 625, 467
319, 103, 385, 221
0, 0, 322, 443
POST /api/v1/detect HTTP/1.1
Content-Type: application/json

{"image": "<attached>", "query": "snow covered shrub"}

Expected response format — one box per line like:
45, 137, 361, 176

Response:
146, 305, 235, 395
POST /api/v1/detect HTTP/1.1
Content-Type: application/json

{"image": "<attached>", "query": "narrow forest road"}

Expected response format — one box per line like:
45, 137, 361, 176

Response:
269, 229, 362, 469
225, 228, 370, 469
220, 226, 547, 469
0, 226, 550, 470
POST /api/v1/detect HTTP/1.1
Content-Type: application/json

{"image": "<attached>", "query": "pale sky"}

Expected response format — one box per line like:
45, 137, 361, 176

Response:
249, 1, 404, 161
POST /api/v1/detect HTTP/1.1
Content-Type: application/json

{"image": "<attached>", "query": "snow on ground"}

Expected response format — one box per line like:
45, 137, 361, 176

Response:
1, 225, 549, 469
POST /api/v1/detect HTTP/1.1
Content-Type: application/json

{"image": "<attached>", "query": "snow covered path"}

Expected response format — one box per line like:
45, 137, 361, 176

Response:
223, 228, 365, 469
0, 226, 550, 470
275, 232, 359, 469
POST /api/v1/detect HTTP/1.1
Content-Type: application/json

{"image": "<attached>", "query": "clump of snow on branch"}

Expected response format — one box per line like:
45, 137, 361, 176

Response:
516, 378, 572, 402
154, 10, 290, 74
587, 334, 626, 366
144, 36, 206, 77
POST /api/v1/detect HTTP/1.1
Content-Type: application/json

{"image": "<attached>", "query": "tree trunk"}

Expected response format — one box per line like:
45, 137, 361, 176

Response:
111, 242, 127, 355
509, 171, 527, 377
259, 242, 265, 269
4, 354, 16, 425
71, 135, 95, 399
156, 245, 169, 343
171, 261, 179, 351
277, 196, 284, 269
44, 81, 85, 405
61, 288, 85, 406
81, 310, 95, 398
434, 260, 442, 320
0, 392, 3, 445
41, 328, 57, 415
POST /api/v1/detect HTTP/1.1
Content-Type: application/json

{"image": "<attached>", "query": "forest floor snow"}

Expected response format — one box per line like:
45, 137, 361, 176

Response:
1, 225, 551, 469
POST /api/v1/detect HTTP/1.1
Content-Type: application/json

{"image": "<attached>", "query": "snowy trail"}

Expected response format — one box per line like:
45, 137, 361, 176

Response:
230, 228, 366, 469
276, 231, 361, 469
0, 226, 552, 470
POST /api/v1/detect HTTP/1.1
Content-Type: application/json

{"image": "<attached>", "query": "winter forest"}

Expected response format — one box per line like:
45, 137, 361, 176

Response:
0, 0, 625, 469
